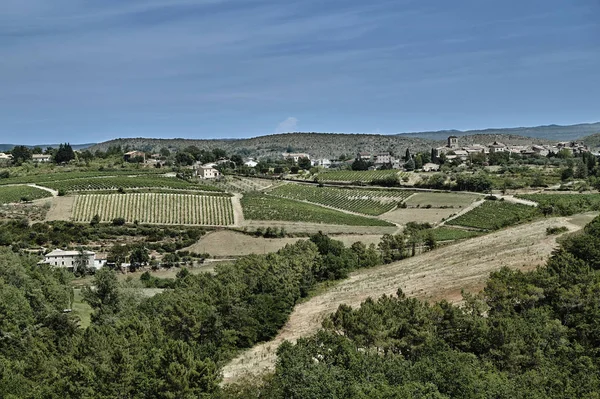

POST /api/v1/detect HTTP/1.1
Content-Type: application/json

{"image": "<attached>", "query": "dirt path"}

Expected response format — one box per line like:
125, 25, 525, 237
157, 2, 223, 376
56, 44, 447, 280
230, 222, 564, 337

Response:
501, 195, 538, 207
45, 196, 75, 221
27, 183, 58, 197
231, 194, 244, 227
221, 213, 597, 384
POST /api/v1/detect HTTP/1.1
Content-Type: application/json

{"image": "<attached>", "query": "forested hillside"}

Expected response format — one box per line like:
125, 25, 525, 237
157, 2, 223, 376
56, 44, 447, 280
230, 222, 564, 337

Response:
224, 215, 600, 398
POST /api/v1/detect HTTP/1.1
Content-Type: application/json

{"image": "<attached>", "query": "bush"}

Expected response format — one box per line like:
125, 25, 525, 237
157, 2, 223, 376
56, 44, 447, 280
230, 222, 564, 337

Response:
57, 189, 66, 196
112, 217, 126, 226
546, 226, 569, 235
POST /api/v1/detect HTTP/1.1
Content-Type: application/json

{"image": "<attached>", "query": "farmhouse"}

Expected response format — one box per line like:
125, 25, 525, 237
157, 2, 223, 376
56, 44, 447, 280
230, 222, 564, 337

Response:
422, 163, 440, 172
374, 152, 394, 165
282, 153, 311, 162
312, 158, 332, 168
0, 153, 12, 163
488, 142, 507, 153
43, 249, 97, 272
196, 164, 220, 179
357, 152, 371, 161
32, 154, 52, 162
244, 159, 258, 167
123, 150, 146, 162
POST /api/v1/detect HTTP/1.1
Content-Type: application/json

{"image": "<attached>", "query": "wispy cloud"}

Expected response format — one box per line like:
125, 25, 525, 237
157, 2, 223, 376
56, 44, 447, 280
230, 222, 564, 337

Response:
275, 117, 299, 134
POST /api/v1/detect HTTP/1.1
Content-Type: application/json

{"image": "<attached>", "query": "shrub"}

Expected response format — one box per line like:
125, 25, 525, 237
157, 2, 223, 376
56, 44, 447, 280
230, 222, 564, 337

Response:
112, 217, 126, 226
546, 226, 569, 235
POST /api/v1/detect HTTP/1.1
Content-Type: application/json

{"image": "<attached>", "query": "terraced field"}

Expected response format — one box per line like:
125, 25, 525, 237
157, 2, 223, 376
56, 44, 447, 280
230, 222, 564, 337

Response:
0, 169, 164, 186
0, 185, 53, 204
268, 184, 414, 215
241, 192, 394, 226
72, 193, 234, 225
317, 170, 407, 183
517, 193, 600, 216
41, 176, 221, 193
446, 200, 539, 231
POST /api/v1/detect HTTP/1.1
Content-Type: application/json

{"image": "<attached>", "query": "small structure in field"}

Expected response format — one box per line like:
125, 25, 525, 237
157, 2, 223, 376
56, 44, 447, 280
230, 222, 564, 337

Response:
282, 153, 311, 162
32, 154, 52, 163
124, 150, 146, 162
195, 164, 220, 179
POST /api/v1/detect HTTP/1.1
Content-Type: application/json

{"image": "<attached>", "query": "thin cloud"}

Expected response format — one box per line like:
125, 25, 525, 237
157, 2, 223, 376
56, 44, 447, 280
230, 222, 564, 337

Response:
275, 117, 298, 134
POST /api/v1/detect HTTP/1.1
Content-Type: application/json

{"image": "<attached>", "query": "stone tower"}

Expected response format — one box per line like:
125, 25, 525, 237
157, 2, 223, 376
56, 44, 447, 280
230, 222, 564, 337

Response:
448, 136, 458, 148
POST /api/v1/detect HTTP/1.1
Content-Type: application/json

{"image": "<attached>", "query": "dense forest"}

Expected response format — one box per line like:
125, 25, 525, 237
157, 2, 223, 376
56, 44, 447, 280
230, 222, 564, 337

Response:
1, 216, 600, 397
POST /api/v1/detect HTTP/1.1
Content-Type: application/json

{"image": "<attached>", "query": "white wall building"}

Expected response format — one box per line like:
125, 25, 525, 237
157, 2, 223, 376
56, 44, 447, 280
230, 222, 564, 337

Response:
196, 165, 220, 179
312, 158, 331, 168
244, 159, 258, 167
282, 153, 311, 162
32, 154, 51, 162
44, 249, 97, 271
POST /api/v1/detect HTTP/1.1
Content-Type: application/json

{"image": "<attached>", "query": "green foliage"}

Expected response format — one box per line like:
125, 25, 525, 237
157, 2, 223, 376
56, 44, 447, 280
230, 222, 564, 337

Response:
241, 192, 394, 226
54, 143, 75, 164
0, 185, 53, 204
40, 176, 222, 193
446, 201, 539, 230
318, 170, 408, 183
429, 227, 482, 241
268, 184, 413, 215
546, 226, 569, 235
517, 194, 600, 216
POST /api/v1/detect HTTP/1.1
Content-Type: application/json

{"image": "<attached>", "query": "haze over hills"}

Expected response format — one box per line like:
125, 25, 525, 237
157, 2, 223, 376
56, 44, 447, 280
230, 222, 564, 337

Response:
0, 143, 96, 152
397, 122, 600, 141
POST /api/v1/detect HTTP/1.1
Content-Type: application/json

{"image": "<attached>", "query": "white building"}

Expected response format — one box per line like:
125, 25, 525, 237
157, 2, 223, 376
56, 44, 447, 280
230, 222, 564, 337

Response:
32, 154, 52, 162
422, 163, 440, 172
282, 153, 311, 162
196, 165, 220, 179
312, 158, 331, 168
374, 152, 393, 165
43, 249, 97, 271
244, 159, 258, 167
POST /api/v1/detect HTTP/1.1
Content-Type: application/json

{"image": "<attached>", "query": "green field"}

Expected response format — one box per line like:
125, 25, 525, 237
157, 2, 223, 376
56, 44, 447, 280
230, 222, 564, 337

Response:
241, 192, 394, 226
0, 185, 53, 204
430, 227, 483, 241
404, 192, 480, 208
72, 193, 235, 225
72, 288, 92, 329
0, 169, 165, 186
268, 184, 414, 215
317, 170, 407, 183
446, 201, 539, 231
517, 194, 600, 216
41, 176, 221, 193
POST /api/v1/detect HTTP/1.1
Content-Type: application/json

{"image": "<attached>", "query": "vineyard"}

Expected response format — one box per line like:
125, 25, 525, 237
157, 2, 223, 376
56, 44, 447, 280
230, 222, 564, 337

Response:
0, 186, 53, 204
40, 176, 221, 193
446, 200, 539, 231
517, 194, 600, 216
72, 193, 234, 225
317, 170, 407, 183
241, 192, 394, 226
268, 184, 414, 215
430, 227, 483, 241
0, 169, 165, 186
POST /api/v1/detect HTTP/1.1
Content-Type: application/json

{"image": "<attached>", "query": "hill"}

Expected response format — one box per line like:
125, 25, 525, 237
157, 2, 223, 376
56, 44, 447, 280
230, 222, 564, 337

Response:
88, 131, 560, 160
0, 143, 96, 152
398, 122, 600, 141
582, 133, 600, 150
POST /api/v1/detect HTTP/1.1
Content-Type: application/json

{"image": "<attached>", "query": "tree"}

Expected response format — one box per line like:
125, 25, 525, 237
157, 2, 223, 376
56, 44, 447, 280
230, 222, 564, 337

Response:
351, 158, 369, 171
175, 152, 195, 166
90, 214, 101, 226
11, 145, 31, 164
405, 148, 411, 161
159, 147, 171, 157
108, 244, 128, 268
404, 158, 415, 171
54, 143, 75, 164
73, 248, 90, 277
298, 157, 311, 170
129, 246, 150, 268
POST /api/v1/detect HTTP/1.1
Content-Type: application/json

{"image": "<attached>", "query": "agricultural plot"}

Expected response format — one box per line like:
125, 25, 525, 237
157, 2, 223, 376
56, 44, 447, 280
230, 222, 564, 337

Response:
317, 170, 407, 183
72, 193, 234, 225
0, 185, 53, 204
446, 200, 539, 231
404, 192, 480, 208
0, 169, 164, 186
268, 184, 414, 215
241, 192, 394, 226
517, 194, 600, 216
430, 227, 483, 241
41, 176, 221, 193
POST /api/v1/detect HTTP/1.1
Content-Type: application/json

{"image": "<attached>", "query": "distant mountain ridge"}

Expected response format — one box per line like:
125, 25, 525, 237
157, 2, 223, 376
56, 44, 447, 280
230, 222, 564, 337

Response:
0, 143, 96, 152
397, 122, 600, 141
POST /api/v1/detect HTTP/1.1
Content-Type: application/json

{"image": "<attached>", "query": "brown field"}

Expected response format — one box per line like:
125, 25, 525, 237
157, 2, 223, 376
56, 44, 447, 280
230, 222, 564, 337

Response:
380, 208, 457, 225
404, 192, 481, 208
242, 221, 398, 235
185, 230, 385, 257
45, 196, 75, 221
222, 212, 598, 384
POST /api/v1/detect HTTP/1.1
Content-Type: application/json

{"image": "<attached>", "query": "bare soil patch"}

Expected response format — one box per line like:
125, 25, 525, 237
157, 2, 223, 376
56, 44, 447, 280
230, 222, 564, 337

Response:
381, 208, 457, 225
45, 196, 75, 221
404, 192, 481, 208
222, 213, 597, 384
185, 230, 385, 257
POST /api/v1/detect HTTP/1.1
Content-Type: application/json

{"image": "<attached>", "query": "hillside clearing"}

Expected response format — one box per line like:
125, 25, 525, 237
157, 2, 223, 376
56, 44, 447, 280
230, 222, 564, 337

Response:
380, 208, 457, 225
184, 230, 384, 257
222, 212, 598, 384
403, 192, 481, 208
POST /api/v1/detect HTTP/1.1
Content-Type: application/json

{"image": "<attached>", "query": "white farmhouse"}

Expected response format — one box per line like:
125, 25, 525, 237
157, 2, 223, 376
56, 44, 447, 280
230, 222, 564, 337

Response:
43, 249, 97, 272
244, 159, 258, 167
312, 158, 331, 168
282, 153, 311, 162
195, 164, 220, 179
32, 154, 52, 162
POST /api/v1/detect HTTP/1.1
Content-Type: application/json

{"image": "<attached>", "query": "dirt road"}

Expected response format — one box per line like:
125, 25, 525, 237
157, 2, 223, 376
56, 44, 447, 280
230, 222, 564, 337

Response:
221, 213, 597, 384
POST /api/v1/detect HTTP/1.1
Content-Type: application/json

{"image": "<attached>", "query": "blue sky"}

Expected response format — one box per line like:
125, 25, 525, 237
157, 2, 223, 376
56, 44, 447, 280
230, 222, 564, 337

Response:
1, 0, 599, 144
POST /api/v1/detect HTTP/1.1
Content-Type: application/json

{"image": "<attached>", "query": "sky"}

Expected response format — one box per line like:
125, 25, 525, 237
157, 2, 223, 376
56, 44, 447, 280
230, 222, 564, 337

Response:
1, 0, 599, 144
